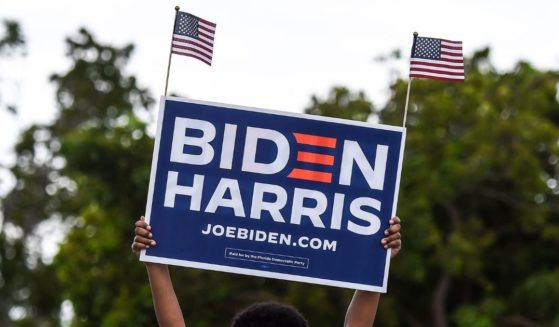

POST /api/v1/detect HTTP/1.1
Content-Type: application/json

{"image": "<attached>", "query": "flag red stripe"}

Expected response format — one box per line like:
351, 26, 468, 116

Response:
410, 61, 464, 70
198, 18, 216, 27
437, 57, 464, 63
441, 50, 463, 57
410, 58, 463, 67
172, 44, 212, 61
172, 38, 213, 52
441, 45, 462, 51
173, 36, 213, 50
198, 25, 215, 36
410, 73, 464, 82
172, 38, 213, 53
198, 32, 215, 43
441, 39, 462, 44
410, 67, 464, 76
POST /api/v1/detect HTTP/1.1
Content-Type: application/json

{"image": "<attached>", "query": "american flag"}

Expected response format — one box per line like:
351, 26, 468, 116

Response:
409, 36, 464, 82
172, 11, 216, 65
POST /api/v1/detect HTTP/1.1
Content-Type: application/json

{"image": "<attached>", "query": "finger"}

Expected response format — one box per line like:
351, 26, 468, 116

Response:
384, 217, 402, 235
390, 216, 401, 225
134, 235, 156, 246
383, 223, 401, 237
131, 242, 148, 252
382, 232, 401, 244
384, 224, 401, 235
381, 232, 400, 246
385, 239, 401, 250
386, 223, 401, 236
135, 220, 148, 228
135, 226, 152, 238
135, 219, 151, 231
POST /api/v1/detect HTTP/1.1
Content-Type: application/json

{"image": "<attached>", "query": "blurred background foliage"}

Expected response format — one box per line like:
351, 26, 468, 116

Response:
0, 19, 26, 114
1, 22, 559, 327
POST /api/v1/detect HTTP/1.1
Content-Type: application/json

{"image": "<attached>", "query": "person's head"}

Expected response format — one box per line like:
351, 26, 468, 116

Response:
231, 301, 309, 327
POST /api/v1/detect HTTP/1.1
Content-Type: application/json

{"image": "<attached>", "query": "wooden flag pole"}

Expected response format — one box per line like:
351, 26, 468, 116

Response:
402, 32, 418, 127
164, 6, 181, 96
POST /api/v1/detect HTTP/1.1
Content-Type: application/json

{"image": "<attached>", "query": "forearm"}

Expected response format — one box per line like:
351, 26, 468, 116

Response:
344, 290, 380, 327
146, 263, 186, 327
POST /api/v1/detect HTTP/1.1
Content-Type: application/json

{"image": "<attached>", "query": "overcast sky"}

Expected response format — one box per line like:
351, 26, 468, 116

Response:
1, 0, 558, 193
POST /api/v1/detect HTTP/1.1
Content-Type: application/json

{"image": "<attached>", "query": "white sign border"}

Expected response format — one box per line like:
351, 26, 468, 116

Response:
140, 96, 406, 293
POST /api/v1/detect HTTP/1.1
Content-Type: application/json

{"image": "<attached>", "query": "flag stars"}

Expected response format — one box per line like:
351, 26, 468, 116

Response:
413, 37, 441, 60
175, 12, 199, 38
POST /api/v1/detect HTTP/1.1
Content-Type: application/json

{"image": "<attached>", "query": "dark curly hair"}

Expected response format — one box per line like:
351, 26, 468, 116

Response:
231, 301, 309, 327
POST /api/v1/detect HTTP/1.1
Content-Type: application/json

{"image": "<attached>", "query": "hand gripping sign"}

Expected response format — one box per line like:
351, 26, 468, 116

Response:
141, 96, 406, 292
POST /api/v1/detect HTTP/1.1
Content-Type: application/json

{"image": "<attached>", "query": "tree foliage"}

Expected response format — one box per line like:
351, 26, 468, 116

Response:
0, 19, 25, 114
1, 28, 559, 326
1, 28, 155, 326
373, 49, 559, 326
305, 86, 373, 121
0, 20, 25, 55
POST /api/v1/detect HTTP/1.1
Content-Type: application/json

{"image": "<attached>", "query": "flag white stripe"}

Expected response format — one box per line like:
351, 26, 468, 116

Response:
441, 40, 462, 47
173, 35, 214, 51
199, 21, 216, 32
172, 45, 212, 59
410, 58, 464, 67
173, 34, 213, 49
441, 48, 463, 54
172, 40, 213, 56
172, 48, 212, 64
441, 54, 463, 60
199, 30, 215, 40
173, 42, 212, 59
198, 34, 214, 44
411, 72, 464, 80
410, 64, 464, 74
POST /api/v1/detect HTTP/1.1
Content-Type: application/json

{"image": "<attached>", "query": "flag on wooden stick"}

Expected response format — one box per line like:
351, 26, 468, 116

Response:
172, 11, 216, 65
409, 36, 464, 82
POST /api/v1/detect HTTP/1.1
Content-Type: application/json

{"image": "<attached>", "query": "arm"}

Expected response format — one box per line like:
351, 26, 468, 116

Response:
145, 263, 186, 327
132, 217, 187, 327
344, 291, 380, 327
344, 216, 402, 327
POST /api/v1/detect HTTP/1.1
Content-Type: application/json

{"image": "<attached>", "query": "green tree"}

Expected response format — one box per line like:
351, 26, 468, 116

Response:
305, 86, 373, 121
1, 28, 154, 326
0, 19, 25, 114
304, 51, 559, 326
373, 49, 559, 326
0, 20, 24, 52
0, 18, 28, 327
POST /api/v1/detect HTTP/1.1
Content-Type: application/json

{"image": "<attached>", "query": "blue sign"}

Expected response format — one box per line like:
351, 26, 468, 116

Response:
141, 96, 406, 292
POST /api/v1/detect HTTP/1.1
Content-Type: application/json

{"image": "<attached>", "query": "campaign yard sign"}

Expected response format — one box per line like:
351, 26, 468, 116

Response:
141, 96, 406, 292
